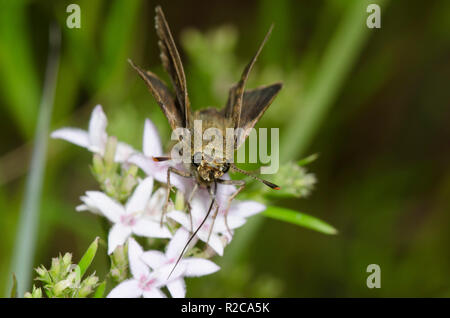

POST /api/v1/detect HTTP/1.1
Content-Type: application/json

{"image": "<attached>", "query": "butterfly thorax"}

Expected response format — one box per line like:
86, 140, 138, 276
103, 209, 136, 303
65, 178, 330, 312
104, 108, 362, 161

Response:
185, 108, 233, 186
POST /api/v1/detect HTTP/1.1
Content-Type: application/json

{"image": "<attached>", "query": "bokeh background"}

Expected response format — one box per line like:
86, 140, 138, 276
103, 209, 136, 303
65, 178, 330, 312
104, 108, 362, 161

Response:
1, 0, 450, 297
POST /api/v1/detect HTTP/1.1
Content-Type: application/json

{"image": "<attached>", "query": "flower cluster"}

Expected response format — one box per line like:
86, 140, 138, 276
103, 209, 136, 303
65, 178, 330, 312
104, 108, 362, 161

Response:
50, 105, 267, 298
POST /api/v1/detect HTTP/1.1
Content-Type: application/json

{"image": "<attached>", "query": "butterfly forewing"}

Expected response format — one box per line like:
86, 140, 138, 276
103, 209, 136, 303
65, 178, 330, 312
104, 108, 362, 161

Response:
224, 25, 274, 130
128, 59, 184, 129
155, 6, 191, 128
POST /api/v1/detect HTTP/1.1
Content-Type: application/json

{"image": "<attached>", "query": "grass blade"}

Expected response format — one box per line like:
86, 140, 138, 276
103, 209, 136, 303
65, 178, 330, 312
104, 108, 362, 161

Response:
7, 25, 61, 297
281, 0, 387, 160
263, 206, 337, 235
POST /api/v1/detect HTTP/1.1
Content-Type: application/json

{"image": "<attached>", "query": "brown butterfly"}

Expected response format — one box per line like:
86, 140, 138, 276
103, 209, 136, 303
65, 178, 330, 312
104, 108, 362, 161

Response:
129, 6, 281, 275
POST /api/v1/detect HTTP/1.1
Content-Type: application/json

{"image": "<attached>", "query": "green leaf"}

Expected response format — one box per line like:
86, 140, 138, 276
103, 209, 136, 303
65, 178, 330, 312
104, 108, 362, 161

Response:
93, 281, 106, 298
10, 274, 17, 298
78, 237, 99, 278
263, 206, 338, 235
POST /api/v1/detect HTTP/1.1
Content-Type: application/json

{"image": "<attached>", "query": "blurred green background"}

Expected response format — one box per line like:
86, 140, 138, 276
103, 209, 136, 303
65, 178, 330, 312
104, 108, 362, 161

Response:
1, 0, 450, 297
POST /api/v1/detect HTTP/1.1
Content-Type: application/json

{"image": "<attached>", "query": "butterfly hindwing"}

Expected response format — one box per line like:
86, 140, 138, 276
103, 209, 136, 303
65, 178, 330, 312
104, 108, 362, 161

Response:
235, 83, 282, 149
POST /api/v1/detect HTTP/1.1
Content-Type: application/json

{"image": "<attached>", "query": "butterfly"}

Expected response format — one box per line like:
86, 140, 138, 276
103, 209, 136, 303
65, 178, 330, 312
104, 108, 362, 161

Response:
129, 6, 282, 275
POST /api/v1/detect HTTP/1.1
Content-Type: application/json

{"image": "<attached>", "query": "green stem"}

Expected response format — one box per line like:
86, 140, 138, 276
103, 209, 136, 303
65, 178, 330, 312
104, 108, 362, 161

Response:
7, 25, 61, 297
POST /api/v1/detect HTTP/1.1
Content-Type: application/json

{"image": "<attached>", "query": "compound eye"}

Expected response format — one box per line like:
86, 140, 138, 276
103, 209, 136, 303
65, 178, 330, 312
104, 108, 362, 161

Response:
192, 152, 202, 167
222, 163, 230, 173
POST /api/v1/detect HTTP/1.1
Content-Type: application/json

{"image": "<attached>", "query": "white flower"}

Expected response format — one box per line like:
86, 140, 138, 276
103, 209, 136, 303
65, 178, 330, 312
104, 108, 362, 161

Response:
141, 228, 220, 298
107, 238, 168, 298
51, 105, 135, 162
143, 187, 168, 222
82, 177, 172, 254
75, 194, 102, 215
167, 193, 254, 256
128, 118, 186, 190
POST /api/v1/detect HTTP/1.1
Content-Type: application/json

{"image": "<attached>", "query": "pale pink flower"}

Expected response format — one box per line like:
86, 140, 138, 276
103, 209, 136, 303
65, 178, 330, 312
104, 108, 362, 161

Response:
82, 177, 171, 254
141, 228, 220, 298
107, 238, 168, 298
51, 105, 135, 162
128, 119, 186, 190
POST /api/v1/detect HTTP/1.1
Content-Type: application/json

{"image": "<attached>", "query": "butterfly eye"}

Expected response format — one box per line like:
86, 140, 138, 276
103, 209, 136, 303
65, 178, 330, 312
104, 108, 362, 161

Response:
222, 163, 230, 173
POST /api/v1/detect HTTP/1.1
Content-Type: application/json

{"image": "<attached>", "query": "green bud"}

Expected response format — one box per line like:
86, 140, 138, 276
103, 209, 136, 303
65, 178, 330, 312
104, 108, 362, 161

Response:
104, 136, 118, 168
103, 178, 116, 197
270, 162, 316, 198
92, 153, 104, 178
24, 285, 43, 298
62, 253, 72, 269
35, 266, 51, 285
53, 279, 72, 296
78, 275, 99, 298
127, 164, 138, 177
110, 244, 128, 283
120, 173, 137, 198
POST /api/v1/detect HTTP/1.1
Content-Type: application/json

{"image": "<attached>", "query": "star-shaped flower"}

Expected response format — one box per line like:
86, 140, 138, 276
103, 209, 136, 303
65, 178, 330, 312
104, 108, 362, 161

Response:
128, 118, 187, 191
167, 193, 253, 256
107, 238, 168, 298
51, 105, 135, 162
82, 177, 171, 254
141, 228, 220, 298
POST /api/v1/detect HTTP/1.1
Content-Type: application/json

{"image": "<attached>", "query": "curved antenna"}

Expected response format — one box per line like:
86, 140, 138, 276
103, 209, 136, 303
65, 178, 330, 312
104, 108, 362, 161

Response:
230, 163, 280, 190
167, 181, 218, 279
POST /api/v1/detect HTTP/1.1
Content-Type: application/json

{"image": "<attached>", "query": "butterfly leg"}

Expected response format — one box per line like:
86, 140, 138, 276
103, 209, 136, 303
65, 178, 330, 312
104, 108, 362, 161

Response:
217, 179, 246, 237
162, 166, 192, 227
185, 182, 198, 233
205, 201, 220, 245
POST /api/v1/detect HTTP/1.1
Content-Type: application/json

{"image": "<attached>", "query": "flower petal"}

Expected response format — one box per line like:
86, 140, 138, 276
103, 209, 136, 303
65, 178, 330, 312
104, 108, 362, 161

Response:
88, 105, 107, 151
76, 195, 101, 215
50, 128, 90, 149
143, 119, 162, 157
167, 210, 191, 230
141, 250, 166, 269
85, 191, 124, 222
146, 188, 166, 220
166, 228, 190, 259
128, 154, 191, 191
128, 238, 150, 278
230, 201, 266, 218
167, 278, 186, 298
125, 177, 153, 214
189, 195, 209, 223
196, 231, 224, 256
183, 258, 220, 277
115, 142, 135, 162
132, 219, 172, 238
143, 288, 166, 298
107, 279, 141, 298
108, 224, 132, 254
212, 215, 246, 233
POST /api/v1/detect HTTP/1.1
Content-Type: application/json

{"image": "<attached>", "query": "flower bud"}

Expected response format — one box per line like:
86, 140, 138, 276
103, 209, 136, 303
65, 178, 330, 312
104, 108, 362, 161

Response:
104, 136, 118, 168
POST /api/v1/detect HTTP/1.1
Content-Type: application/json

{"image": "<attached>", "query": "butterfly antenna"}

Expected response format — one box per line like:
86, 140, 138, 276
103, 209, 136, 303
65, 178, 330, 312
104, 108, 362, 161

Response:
167, 182, 217, 279
230, 164, 280, 190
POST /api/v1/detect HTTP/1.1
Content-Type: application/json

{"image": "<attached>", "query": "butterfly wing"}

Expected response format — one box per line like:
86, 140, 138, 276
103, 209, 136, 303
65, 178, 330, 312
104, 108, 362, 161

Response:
128, 59, 184, 129
234, 83, 282, 148
223, 25, 282, 148
155, 6, 191, 128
